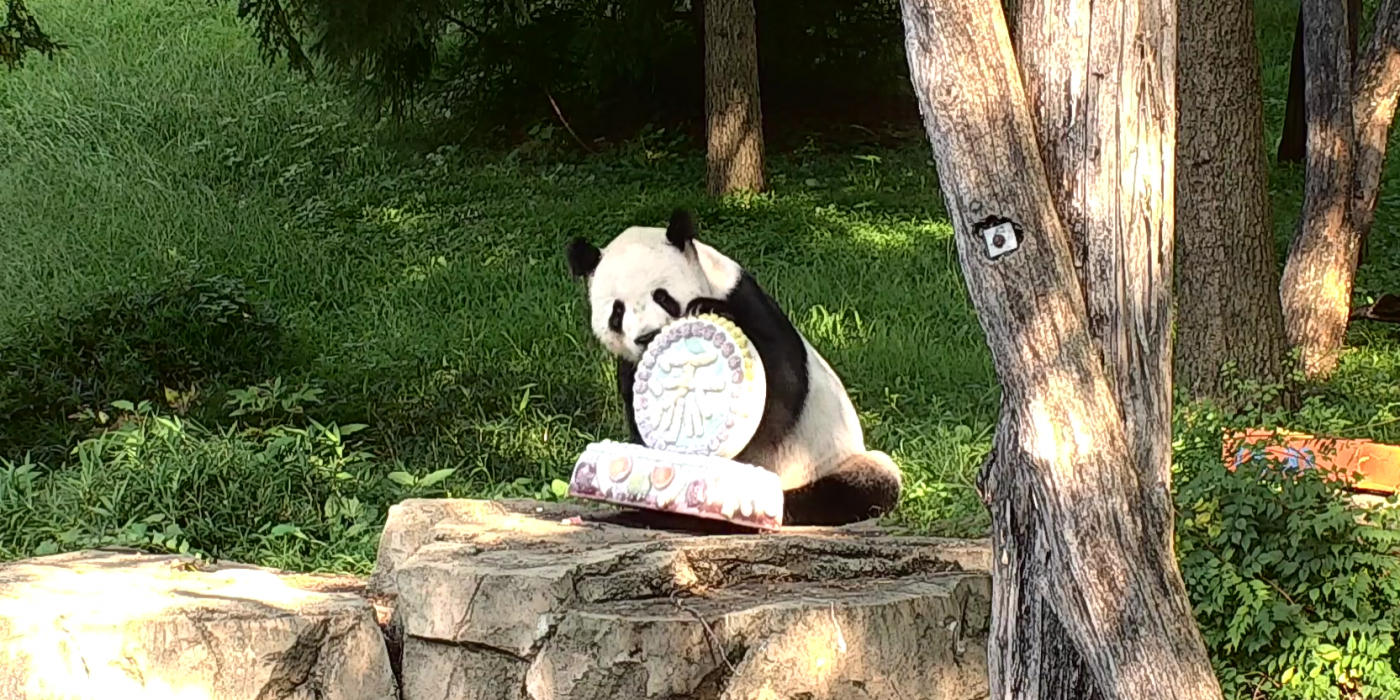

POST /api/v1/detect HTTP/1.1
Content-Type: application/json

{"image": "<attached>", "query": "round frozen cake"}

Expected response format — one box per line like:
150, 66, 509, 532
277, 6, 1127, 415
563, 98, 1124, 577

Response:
633, 313, 766, 458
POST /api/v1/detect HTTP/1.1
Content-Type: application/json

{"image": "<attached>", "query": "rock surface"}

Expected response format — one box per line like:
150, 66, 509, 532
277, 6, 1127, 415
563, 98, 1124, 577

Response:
375, 498, 993, 700
0, 548, 397, 700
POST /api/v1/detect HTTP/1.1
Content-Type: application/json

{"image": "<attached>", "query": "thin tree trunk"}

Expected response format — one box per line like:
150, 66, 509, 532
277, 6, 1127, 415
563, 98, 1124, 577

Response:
1280, 0, 1359, 380
703, 0, 765, 196
1173, 0, 1288, 399
898, 0, 1222, 697
1278, 0, 1400, 377
1278, 0, 1363, 165
1281, 11, 1309, 164
1351, 0, 1400, 263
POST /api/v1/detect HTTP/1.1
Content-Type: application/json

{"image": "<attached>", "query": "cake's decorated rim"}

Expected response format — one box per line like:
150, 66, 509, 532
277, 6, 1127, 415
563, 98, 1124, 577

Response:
568, 440, 784, 530
633, 314, 766, 458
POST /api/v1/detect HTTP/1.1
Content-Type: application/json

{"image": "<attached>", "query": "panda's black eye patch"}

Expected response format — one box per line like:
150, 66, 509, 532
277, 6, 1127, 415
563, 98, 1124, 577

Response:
608, 300, 624, 333
652, 289, 681, 317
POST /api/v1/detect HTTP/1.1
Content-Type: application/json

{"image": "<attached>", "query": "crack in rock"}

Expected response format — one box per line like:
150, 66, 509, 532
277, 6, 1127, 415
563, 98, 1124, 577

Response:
254, 617, 330, 700
383, 499, 995, 700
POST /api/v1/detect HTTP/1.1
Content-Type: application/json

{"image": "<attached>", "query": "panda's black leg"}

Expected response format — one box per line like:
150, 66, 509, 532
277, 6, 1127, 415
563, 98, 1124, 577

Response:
616, 358, 644, 444
781, 451, 903, 526
684, 296, 736, 322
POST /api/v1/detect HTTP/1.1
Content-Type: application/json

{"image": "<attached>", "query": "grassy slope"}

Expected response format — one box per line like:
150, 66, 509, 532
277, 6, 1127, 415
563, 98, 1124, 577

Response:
0, 0, 1399, 570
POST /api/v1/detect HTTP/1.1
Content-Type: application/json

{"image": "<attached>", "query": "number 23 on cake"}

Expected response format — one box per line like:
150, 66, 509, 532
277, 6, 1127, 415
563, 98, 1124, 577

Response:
567, 314, 785, 530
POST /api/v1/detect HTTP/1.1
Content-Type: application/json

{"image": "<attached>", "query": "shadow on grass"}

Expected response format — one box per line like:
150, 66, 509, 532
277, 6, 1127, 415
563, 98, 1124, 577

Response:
0, 273, 311, 464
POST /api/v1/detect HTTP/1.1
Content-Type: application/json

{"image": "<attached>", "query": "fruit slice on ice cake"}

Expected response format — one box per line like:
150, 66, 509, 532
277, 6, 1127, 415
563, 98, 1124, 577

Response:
566, 314, 783, 529
567, 441, 785, 531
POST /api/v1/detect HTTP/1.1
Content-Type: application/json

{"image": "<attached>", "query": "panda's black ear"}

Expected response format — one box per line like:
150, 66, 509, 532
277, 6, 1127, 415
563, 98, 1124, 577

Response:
665, 209, 696, 250
567, 237, 601, 278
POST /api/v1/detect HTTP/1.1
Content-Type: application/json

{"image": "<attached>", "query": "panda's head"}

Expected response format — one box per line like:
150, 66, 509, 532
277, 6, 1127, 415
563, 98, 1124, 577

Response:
566, 209, 741, 363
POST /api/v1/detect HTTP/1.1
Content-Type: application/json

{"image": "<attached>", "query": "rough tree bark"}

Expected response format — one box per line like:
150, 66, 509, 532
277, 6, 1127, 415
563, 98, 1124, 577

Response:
703, 0, 765, 196
1350, 0, 1400, 251
1277, 0, 1363, 165
1007, 0, 1185, 689
898, 0, 1222, 697
1279, 0, 1400, 379
1280, 0, 1359, 379
1015, 0, 1176, 505
1172, 0, 1289, 399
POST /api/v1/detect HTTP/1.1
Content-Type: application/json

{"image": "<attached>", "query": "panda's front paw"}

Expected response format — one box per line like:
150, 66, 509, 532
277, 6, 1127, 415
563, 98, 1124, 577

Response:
685, 297, 732, 320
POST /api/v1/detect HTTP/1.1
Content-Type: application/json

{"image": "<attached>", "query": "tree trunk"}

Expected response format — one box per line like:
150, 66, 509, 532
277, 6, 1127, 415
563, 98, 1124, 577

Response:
1172, 0, 1289, 399
1277, 0, 1400, 379
1350, 0, 1400, 265
1009, 0, 1184, 687
1280, 0, 1358, 380
1278, 0, 1363, 165
703, 0, 765, 196
1014, 0, 1176, 506
898, 0, 1222, 697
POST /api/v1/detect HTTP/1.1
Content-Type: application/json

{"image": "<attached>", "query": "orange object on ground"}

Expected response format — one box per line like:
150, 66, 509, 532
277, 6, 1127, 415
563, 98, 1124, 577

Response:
1223, 429, 1400, 494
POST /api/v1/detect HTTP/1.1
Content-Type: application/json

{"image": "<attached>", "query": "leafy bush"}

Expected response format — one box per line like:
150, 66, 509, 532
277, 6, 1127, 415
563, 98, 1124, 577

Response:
0, 396, 461, 573
0, 271, 302, 463
1174, 386, 1400, 700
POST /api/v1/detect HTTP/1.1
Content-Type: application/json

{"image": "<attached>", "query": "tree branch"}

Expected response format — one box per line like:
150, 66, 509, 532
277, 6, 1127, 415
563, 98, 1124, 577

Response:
1, 0, 65, 70
545, 89, 595, 152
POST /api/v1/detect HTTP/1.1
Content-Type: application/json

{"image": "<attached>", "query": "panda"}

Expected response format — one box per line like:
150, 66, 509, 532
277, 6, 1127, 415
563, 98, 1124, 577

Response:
565, 208, 902, 526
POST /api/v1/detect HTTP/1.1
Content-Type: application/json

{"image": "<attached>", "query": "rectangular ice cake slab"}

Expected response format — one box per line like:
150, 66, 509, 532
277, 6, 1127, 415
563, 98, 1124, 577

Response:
568, 440, 784, 530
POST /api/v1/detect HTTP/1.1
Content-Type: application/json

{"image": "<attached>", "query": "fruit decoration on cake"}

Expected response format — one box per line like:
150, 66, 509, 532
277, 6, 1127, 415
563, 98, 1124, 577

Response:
566, 314, 785, 530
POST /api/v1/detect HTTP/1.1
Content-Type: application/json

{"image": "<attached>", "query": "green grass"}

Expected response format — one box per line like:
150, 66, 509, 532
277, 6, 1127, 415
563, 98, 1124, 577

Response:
2, 0, 1400, 575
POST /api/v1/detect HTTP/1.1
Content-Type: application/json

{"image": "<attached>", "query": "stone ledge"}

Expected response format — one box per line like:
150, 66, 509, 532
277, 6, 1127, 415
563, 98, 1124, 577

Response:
376, 498, 993, 700
0, 548, 397, 700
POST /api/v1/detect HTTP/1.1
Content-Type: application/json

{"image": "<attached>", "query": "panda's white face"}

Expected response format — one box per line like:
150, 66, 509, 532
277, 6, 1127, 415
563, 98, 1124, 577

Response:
584, 226, 717, 362
568, 212, 745, 363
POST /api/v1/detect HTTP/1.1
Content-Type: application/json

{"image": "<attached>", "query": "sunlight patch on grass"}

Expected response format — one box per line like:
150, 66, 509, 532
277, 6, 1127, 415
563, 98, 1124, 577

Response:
841, 221, 918, 250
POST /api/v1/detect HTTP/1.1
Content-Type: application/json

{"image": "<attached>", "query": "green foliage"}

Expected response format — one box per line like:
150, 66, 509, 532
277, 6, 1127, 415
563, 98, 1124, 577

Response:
0, 0, 995, 540
1174, 383, 1400, 700
229, 0, 914, 135
0, 398, 404, 573
0, 271, 303, 463
1, 0, 63, 70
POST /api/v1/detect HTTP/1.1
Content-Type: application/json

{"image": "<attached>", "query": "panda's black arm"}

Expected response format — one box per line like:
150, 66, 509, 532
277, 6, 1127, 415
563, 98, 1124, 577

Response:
683, 296, 735, 321
615, 357, 645, 444
686, 271, 810, 447
685, 272, 805, 354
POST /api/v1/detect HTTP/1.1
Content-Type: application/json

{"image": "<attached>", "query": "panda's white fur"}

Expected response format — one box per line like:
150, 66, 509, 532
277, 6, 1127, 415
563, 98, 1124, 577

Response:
583, 224, 737, 363
567, 209, 903, 526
